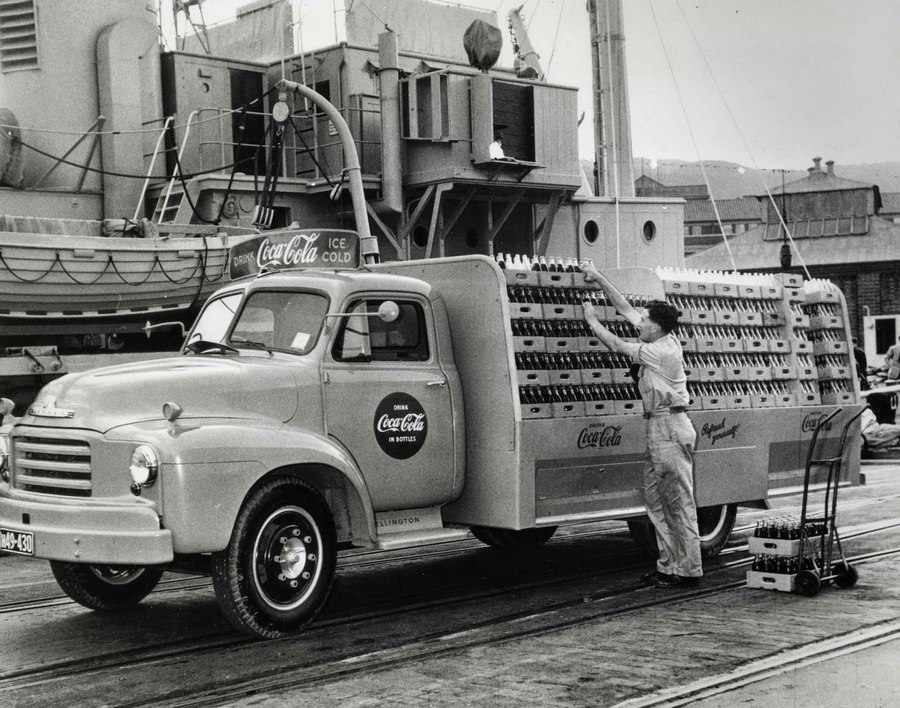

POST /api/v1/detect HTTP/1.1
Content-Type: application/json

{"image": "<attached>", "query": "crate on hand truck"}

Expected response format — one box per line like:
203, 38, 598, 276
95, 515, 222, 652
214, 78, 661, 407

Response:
794, 406, 867, 596
746, 406, 864, 594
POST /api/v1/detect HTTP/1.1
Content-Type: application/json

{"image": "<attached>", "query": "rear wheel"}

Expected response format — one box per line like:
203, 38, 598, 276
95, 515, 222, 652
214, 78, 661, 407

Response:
833, 561, 859, 588
211, 477, 336, 640
50, 562, 163, 610
471, 526, 557, 548
696, 504, 737, 558
627, 504, 737, 559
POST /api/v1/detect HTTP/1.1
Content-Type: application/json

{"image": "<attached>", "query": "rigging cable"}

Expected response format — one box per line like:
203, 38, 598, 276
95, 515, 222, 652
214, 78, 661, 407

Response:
15, 136, 254, 181
673, 0, 811, 279
169, 107, 251, 225
287, 113, 338, 188
0, 87, 276, 137
604, 0, 621, 268
646, 0, 738, 273
544, 0, 567, 79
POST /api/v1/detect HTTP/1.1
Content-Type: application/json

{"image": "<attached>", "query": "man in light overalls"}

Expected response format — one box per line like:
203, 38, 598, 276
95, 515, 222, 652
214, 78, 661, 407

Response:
581, 264, 702, 587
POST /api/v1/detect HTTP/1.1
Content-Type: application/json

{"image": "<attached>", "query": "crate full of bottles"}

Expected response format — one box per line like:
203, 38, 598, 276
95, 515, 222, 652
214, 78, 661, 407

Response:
503, 254, 645, 419
746, 517, 826, 593
498, 255, 858, 420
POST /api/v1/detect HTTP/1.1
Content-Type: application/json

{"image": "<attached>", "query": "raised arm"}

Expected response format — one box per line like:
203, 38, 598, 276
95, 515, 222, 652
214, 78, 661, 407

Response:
582, 301, 641, 358
580, 262, 642, 327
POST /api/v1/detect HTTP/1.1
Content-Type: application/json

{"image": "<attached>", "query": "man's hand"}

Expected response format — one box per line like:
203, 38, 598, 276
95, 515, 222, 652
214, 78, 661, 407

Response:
581, 261, 602, 284
582, 300, 599, 325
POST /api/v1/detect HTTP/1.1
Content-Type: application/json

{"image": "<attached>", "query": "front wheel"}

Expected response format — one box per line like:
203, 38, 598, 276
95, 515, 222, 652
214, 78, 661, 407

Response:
50, 562, 163, 610
796, 569, 821, 596
211, 477, 337, 640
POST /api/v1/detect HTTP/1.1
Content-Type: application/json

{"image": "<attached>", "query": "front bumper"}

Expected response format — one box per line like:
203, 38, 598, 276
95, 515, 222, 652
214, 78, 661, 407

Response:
0, 492, 173, 565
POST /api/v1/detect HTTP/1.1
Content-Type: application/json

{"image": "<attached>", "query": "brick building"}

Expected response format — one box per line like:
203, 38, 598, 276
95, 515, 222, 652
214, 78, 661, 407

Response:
686, 157, 900, 351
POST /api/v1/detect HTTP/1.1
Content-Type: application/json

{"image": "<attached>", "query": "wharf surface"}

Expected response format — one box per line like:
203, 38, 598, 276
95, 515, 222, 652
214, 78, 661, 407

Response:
223, 463, 900, 707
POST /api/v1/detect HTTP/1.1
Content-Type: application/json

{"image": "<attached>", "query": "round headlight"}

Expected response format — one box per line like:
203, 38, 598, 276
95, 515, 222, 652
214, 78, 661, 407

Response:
129, 445, 159, 487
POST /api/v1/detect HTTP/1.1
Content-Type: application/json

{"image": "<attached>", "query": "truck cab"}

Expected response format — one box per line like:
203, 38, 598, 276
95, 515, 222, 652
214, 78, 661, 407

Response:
0, 233, 466, 638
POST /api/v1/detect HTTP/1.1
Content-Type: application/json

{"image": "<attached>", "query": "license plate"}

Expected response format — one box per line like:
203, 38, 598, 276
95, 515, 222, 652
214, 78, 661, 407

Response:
0, 528, 34, 556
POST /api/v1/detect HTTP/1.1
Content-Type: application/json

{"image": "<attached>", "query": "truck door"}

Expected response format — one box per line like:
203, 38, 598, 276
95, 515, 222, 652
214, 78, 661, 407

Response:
322, 295, 458, 510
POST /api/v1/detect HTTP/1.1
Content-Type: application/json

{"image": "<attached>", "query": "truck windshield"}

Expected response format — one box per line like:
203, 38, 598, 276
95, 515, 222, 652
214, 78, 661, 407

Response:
228, 290, 328, 354
185, 291, 243, 350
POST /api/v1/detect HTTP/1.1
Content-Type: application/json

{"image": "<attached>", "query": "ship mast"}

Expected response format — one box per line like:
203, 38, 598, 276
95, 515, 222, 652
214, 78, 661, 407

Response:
588, 0, 634, 198
507, 5, 544, 79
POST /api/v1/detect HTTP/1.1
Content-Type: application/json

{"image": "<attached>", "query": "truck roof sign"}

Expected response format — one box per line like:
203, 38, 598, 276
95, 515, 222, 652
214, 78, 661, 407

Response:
229, 229, 360, 279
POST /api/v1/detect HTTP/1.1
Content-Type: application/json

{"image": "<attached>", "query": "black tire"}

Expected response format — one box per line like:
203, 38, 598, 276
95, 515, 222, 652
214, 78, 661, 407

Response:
628, 504, 737, 560
470, 526, 557, 547
833, 561, 859, 588
796, 569, 821, 597
50, 562, 163, 611
211, 477, 336, 640
696, 504, 737, 558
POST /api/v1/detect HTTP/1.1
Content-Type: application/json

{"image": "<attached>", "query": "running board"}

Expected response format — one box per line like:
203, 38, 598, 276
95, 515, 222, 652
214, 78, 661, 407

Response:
374, 527, 471, 550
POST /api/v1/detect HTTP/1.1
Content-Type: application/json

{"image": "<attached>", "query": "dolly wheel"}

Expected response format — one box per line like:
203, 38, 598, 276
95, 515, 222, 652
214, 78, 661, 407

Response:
833, 562, 859, 588
796, 569, 821, 597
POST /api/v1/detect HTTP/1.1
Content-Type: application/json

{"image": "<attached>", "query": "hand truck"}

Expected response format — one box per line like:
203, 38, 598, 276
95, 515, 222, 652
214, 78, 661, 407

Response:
795, 405, 867, 596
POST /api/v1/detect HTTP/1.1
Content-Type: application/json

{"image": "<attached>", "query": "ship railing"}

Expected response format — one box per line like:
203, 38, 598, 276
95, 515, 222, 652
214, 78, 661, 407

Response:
156, 111, 200, 223
189, 102, 383, 186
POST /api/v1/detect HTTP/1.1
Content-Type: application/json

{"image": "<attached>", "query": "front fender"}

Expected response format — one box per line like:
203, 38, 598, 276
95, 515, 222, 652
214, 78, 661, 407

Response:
109, 421, 376, 553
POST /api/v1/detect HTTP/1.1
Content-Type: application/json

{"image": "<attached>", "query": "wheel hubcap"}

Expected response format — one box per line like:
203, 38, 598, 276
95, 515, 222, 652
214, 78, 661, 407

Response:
253, 505, 322, 610
90, 566, 144, 585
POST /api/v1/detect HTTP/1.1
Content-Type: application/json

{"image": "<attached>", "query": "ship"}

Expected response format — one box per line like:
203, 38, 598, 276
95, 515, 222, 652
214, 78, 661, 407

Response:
0, 0, 685, 406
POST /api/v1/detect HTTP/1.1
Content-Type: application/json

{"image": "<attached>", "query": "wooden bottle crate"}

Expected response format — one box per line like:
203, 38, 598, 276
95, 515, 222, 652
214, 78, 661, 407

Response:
549, 369, 582, 386
509, 302, 544, 319
746, 570, 796, 593
517, 370, 550, 386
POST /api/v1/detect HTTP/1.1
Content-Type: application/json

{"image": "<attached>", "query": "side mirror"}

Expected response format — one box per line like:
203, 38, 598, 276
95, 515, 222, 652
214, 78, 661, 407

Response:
144, 320, 187, 339
325, 300, 401, 331
378, 300, 400, 323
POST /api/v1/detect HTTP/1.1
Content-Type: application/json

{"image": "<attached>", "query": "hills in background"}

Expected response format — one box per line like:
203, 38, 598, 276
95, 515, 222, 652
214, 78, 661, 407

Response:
582, 159, 900, 199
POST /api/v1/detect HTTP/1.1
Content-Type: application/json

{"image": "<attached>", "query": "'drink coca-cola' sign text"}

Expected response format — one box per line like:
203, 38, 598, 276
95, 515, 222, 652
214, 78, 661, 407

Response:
374, 392, 428, 460
229, 229, 359, 279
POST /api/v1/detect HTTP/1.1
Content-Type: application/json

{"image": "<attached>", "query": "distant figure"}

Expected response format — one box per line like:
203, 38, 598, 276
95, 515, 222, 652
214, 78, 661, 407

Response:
886, 336, 900, 380
861, 407, 900, 450
489, 132, 505, 159
852, 337, 870, 391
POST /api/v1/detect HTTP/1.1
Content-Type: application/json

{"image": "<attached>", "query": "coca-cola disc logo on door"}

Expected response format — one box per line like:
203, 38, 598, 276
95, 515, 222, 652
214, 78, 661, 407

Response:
373, 392, 428, 459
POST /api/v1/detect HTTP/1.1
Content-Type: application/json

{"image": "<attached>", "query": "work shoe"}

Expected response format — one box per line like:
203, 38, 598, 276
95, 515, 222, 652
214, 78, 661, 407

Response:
641, 570, 673, 586
654, 574, 701, 588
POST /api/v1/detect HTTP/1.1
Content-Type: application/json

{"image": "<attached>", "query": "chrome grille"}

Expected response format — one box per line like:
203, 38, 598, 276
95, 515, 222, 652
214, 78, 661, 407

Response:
12, 436, 91, 497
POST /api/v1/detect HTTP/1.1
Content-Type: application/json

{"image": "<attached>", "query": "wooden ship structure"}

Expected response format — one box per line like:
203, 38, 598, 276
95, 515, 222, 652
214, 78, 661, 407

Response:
0, 0, 685, 406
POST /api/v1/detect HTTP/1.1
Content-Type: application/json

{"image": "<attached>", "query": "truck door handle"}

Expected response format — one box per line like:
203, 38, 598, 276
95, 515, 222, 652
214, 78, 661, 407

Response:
427, 379, 447, 387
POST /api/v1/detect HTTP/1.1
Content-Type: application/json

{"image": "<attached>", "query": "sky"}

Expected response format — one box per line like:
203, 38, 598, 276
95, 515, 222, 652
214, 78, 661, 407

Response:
185, 0, 900, 171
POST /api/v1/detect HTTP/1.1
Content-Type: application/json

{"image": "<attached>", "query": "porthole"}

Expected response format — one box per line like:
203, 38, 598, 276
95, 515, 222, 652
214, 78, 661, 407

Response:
582, 219, 599, 244
642, 220, 657, 243
412, 225, 429, 249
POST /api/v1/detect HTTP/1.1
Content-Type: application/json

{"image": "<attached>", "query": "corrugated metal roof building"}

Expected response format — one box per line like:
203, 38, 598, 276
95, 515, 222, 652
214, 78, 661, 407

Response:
686, 158, 900, 341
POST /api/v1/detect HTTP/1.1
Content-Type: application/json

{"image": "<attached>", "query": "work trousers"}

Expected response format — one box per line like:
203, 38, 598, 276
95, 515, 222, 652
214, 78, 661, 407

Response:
644, 412, 703, 578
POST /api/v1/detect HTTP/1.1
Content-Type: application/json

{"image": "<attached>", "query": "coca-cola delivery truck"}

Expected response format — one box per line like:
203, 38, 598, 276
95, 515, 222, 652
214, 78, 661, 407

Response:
0, 227, 862, 638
